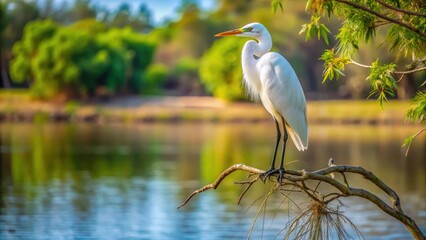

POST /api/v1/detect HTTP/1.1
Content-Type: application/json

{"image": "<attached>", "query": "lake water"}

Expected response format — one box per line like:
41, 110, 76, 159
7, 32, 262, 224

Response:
0, 123, 425, 239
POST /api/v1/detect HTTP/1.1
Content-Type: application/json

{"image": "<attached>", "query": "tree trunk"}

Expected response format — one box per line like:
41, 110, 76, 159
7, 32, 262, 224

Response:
0, 53, 12, 88
397, 75, 416, 100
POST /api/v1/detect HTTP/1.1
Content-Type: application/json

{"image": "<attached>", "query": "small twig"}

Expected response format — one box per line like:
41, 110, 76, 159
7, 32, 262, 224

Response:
375, 0, 426, 17
280, 188, 302, 193
324, 193, 345, 204
350, 59, 372, 68
313, 180, 322, 193
235, 177, 258, 185
279, 186, 303, 211
394, 66, 426, 75
237, 177, 259, 204
243, 191, 269, 218
373, 19, 390, 28
404, 127, 426, 157
301, 181, 322, 203
248, 186, 277, 239
272, 193, 290, 225
396, 74, 405, 83
350, 59, 426, 76
341, 172, 350, 188
177, 164, 263, 209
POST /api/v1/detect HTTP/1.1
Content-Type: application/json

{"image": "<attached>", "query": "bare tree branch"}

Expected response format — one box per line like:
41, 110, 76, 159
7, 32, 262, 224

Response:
350, 59, 426, 77
375, 0, 426, 18
350, 59, 372, 68
178, 163, 425, 239
177, 164, 263, 209
395, 66, 426, 75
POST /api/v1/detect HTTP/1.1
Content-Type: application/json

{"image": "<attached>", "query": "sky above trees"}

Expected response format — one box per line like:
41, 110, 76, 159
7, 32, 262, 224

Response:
38, 0, 216, 24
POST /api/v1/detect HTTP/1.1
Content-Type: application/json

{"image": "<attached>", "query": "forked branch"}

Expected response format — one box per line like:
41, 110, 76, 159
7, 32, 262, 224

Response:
333, 0, 426, 38
178, 164, 425, 239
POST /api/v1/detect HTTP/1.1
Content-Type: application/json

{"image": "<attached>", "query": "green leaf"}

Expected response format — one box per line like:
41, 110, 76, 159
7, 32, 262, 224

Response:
402, 127, 426, 156
299, 24, 308, 35
305, 0, 313, 12
406, 91, 426, 123
319, 49, 350, 82
271, 0, 284, 13
319, 24, 330, 45
402, 135, 414, 148
305, 24, 313, 40
334, 68, 345, 76
300, 15, 330, 45
365, 59, 397, 108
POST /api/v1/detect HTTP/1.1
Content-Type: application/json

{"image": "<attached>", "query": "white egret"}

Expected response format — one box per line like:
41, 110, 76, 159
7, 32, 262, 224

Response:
215, 23, 308, 181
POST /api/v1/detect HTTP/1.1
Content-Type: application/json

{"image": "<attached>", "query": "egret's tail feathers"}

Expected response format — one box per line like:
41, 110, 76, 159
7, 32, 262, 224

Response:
286, 125, 308, 151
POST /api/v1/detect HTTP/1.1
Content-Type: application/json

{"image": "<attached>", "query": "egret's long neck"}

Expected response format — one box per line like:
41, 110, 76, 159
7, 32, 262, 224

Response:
242, 31, 272, 61
255, 31, 272, 57
241, 31, 272, 100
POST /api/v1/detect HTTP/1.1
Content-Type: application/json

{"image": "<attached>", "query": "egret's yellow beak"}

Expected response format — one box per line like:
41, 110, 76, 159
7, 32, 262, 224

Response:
214, 28, 243, 37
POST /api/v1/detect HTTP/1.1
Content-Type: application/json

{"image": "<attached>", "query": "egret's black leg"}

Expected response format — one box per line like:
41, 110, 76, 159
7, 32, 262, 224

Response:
269, 119, 281, 170
260, 119, 281, 181
277, 118, 288, 184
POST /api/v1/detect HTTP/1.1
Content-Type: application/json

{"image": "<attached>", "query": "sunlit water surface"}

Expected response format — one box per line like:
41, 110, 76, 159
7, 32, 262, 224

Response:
0, 123, 425, 239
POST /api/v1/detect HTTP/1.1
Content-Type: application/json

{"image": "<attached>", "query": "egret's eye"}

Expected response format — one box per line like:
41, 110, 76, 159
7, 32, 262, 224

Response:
245, 27, 253, 32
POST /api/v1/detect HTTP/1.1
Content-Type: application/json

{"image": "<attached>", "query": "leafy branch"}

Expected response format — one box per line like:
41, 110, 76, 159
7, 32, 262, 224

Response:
407, 91, 426, 124
366, 59, 397, 108
319, 49, 350, 82
403, 127, 426, 157
320, 48, 399, 110
299, 15, 331, 45
333, 0, 426, 38
271, 0, 284, 13
403, 92, 426, 155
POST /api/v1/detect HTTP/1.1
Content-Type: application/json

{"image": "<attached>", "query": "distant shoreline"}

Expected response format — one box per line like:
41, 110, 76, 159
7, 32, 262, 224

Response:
0, 95, 418, 125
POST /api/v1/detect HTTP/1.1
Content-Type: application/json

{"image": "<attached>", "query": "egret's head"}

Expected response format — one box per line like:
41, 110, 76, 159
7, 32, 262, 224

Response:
215, 22, 266, 39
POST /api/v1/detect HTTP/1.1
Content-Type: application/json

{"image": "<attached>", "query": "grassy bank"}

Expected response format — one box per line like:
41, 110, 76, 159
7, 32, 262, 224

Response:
307, 100, 412, 124
0, 90, 415, 125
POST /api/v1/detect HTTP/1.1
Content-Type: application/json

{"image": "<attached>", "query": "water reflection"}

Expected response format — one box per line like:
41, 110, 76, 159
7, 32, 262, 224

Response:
0, 123, 425, 239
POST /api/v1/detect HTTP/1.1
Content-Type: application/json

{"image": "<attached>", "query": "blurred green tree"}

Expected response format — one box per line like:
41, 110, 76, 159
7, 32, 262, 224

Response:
0, 0, 40, 88
151, 0, 229, 95
215, 0, 255, 18
9, 19, 155, 99
110, 27, 156, 93
199, 37, 246, 101
9, 20, 58, 86
171, 57, 204, 95
174, 1, 217, 58
140, 63, 168, 94
0, 2, 8, 87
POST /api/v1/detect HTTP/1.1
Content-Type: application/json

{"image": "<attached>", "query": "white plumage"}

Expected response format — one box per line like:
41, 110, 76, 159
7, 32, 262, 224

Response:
257, 52, 308, 151
215, 22, 308, 178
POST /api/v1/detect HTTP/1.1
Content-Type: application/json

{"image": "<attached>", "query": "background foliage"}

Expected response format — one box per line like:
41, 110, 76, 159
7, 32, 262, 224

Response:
9, 19, 155, 99
0, 0, 424, 118
199, 37, 246, 101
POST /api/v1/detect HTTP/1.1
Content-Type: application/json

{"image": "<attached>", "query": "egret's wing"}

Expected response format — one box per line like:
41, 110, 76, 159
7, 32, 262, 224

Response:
259, 53, 308, 151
